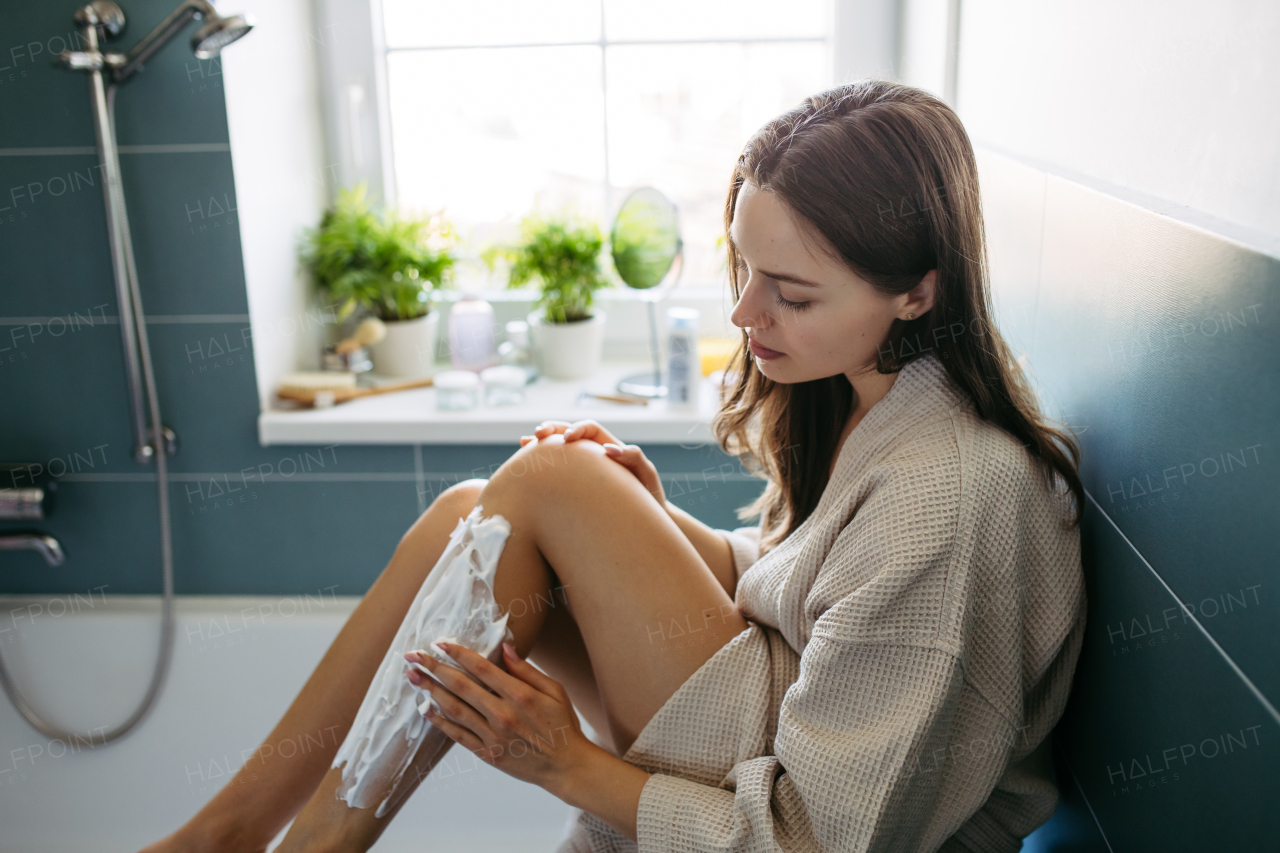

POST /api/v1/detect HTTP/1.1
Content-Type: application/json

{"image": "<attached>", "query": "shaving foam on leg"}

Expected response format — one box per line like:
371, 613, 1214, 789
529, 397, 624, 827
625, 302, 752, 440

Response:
332, 504, 516, 818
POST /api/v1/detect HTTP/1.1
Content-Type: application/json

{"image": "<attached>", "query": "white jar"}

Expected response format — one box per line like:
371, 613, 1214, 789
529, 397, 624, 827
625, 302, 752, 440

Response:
480, 365, 528, 406
434, 369, 480, 411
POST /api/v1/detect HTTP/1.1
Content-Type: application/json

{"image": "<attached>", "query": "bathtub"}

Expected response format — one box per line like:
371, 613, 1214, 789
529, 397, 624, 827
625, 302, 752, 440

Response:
0, 594, 575, 851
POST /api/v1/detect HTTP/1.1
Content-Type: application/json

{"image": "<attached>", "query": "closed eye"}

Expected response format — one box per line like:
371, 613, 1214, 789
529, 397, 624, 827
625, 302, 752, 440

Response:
736, 257, 811, 312
773, 292, 811, 312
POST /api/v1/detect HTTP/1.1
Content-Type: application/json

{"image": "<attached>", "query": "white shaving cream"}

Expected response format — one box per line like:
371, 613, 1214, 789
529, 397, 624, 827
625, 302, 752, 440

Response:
332, 505, 515, 817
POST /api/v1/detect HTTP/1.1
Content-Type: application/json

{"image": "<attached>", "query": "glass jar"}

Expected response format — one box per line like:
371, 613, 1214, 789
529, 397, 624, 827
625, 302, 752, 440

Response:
497, 319, 538, 384
434, 369, 480, 411
481, 365, 528, 406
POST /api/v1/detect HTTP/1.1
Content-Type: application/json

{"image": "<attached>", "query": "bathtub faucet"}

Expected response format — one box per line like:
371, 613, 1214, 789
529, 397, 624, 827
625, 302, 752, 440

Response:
0, 534, 66, 566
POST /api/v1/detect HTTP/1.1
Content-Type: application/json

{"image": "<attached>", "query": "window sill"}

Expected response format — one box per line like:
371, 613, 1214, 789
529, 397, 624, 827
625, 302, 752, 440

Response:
257, 359, 725, 446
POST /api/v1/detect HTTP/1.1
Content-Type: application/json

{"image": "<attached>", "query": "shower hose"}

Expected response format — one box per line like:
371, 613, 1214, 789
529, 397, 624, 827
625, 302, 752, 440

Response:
0, 85, 175, 745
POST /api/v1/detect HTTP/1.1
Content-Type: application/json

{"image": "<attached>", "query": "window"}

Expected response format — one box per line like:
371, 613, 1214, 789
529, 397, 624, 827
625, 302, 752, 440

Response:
381, 0, 833, 291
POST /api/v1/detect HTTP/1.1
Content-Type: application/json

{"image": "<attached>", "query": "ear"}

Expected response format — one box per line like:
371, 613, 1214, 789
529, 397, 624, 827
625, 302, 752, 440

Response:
904, 269, 938, 318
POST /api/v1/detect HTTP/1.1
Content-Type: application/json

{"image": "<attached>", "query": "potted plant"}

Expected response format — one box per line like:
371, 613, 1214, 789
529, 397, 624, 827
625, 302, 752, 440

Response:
498, 213, 612, 380
301, 183, 455, 377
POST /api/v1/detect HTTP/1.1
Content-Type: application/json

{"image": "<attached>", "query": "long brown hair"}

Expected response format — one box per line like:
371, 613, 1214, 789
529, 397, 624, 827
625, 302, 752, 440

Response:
712, 79, 1084, 555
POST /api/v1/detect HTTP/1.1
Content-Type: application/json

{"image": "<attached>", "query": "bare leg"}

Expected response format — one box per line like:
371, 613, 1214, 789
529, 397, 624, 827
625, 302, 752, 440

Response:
143, 435, 744, 853
279, 435, 748, 852
139, 480, 494, 853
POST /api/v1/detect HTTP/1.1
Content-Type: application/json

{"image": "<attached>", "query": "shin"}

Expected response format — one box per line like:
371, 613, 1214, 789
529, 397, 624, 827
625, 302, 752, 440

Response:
330, 504, 515, 817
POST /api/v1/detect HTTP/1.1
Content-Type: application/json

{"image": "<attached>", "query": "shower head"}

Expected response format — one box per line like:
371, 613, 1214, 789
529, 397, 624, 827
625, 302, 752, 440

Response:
62, 0, 254, 84
192, 12, 253, 59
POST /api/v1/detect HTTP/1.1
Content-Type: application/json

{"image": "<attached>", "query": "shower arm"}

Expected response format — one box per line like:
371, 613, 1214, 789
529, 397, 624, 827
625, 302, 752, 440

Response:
112, 0, 218, 84
59, 1, 222, 84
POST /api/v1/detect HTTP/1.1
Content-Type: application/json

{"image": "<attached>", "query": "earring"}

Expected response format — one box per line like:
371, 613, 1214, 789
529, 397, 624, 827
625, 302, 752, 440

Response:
906, 313, 915, 320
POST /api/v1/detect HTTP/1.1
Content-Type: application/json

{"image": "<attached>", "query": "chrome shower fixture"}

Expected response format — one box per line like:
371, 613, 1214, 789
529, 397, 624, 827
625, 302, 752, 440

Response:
1, 0, 253, 747
192, 11, 253, 59
60, 0, 254, 84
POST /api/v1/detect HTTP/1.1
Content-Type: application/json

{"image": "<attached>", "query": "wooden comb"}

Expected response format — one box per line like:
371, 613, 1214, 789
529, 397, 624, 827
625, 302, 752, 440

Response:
276, 375, 435, 408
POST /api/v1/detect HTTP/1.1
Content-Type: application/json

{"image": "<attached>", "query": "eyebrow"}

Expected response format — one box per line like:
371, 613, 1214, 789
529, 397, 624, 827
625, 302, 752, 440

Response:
757, 267, 823, 288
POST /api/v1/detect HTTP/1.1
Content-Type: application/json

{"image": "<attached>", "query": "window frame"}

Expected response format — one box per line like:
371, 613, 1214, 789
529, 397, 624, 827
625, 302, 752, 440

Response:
313, 0, 893, 304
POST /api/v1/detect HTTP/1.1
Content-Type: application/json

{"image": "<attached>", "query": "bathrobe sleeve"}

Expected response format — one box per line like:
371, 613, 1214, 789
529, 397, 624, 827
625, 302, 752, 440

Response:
637, 462, 1021, 852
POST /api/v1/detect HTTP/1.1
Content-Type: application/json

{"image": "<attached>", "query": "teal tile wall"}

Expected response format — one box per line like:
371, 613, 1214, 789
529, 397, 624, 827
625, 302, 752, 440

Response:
986, 156, 1279, 850
1055, 498, 1276, 846
1031, 178, 1277, 703
15, 4, 1272, 847
0, 0, 765, 600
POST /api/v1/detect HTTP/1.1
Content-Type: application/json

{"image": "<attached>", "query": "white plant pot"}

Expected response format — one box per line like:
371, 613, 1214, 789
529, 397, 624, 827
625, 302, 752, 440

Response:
369, 311, 439, 377
527, 309, 606, 380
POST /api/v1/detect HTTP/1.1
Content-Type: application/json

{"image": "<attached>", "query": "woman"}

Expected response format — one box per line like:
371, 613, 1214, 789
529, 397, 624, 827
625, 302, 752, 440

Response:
144, 79, 1086, 853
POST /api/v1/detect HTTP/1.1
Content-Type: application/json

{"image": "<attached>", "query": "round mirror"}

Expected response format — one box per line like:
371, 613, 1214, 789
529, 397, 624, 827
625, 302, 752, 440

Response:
610, 187, 681, 290
609, 187, 683, 398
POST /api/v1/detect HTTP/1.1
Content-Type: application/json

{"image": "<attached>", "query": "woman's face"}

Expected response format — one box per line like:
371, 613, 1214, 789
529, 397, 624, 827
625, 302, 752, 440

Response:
727, 180, 935, 388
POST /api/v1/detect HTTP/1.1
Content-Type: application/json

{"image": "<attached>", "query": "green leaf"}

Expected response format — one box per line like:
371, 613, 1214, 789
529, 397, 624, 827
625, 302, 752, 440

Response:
299, 182, 458, 322
497, 211, 612, 324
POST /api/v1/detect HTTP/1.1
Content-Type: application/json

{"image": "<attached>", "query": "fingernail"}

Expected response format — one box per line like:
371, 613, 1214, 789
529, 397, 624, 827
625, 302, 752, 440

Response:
502, 641, 515, 658
604, 444, 621, 455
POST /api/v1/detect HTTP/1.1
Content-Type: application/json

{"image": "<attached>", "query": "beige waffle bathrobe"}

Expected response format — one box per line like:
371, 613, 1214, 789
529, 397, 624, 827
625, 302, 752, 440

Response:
556, 352, 1087, 853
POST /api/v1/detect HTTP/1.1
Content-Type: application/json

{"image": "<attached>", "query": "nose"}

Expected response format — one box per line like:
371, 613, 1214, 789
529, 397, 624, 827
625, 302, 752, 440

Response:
729, 269, 770, 331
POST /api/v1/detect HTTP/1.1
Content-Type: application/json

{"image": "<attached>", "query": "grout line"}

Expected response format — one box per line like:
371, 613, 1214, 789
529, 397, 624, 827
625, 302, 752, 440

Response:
55, 471, 762, 483
0, 146, 95, 156
118, 143, 230, 154
0, 315, 251, 325
134, 314, 251, 324
1085, 489, 1280, 727
413, 444, 426, 514
1059, 751, 1117, 853
59, 473, 419, 483
0, 144, 229, 156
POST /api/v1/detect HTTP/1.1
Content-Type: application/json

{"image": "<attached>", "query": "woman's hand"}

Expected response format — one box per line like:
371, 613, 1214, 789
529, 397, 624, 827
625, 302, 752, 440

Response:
520, 418, 622, 447
406, 641, 651, 840
404, 641, 599, 794
520, 419, 667, 506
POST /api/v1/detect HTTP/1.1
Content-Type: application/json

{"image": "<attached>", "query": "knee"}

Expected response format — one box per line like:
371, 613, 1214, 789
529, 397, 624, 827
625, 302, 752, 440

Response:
400, 478, 488, 552
492, 436, 605, 491
432, 478, 488, 517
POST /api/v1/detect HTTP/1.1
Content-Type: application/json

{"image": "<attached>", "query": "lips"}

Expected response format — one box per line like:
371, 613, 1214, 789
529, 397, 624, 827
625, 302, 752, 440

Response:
748, 338, 784, 359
